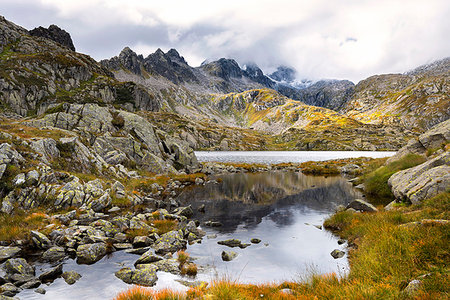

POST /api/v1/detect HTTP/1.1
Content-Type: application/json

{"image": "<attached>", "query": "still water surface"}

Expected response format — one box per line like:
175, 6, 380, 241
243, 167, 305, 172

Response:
19, 151, 391, 299
196, 150, 396, 164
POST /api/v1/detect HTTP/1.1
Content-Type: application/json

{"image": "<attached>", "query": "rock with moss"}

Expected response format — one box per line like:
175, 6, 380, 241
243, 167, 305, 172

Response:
115, 265, 158, 286
4, 258, 35, 276
76, 243, 107, 264
221, 250, 238, 261
30, 231, 52, 249
61, 271, 82, 285
41, 246, 66, 262
38, 264, 63, 283
153, 230, 186, 255
0, 247, 21, 263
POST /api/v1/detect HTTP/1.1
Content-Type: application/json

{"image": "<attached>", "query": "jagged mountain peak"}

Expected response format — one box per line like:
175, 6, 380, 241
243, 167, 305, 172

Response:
29, 24, 76, 51
200, 58, 243, 80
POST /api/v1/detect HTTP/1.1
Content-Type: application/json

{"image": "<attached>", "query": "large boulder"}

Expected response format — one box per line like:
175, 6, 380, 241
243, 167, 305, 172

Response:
30, 138, 60, 163
115, 265, 158, 287
153, 230, 186, 255
76, 243, 107, 264
388, 152, 450, 204
4, 258, 35, 276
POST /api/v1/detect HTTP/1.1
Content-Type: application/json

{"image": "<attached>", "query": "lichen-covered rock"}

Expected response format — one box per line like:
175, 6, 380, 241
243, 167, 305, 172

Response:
389, 152, 450, 204
0, 282, 21, 297
4, 258, 35, 276
134, 250, 162, 266
149, 258, 180, 274
61, 271, 81, 285
115, 265, 158, 287
30, 231, 52, 249
153, 230, 186, 255
30, 138, 60, 163
88, 193, 111, 212
221, 250, 238, 261
76, 243, 107, 264
38, 264, 63, 283
42, 246, 66, 262
0, 247, 21, 263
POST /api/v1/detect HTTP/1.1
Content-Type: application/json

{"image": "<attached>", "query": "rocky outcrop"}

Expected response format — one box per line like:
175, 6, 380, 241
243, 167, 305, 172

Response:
296, 80, 355, 111
388, 152, 449, 204
387, 119, 449, 204
29, 25, 76, 51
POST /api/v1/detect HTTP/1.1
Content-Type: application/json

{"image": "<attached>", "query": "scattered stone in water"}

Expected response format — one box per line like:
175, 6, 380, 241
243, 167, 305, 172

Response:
250, 238, 261, 244
337, 239, 346, 245
115, 265, 158, 286
134, 250, 163, 266
204, 221, 222, 227
217, 239, 242, 248
313, 225, 322, 230
264, 243, 269, 247
38, 264, 63, 283
62, 271, 82, 285
35, 287, 46, 294
197, 204, 206, 213
330, 249, 345, 259
221, 250, 238, 261
239, 243, 251, 249
207, 234, 217, 239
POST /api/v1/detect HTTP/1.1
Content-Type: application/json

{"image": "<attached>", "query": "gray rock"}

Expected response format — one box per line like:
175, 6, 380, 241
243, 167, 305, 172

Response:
173, 206, 194, 218
30, 138, 60, 164
346, 199, 378, 212
217, 239, 242, 248
42, 246, 66, 262
62, 271, 81, 285
30, 231, 52, 249
404, 279, 422, 296
125, 247, 152, 255
88, 193, 111, 212
4, 258, 35, 276
330, 249, 345, 259
153, 230, 186, 255
0, 247, 21, 263
132, 236, 152, 248
250, 238, 261, 244
20, 278, 41, 289
134, 250, 162, 266
149, 258, 180, 274
0, 283, 21, 297
221, 250, 238, 261
76, 243, 107, 264
35, 287, 46, 294
38, 264, 63, 283
115, 265, 158, 287
25, 170, 39, 186
388, 152, 450, 204
12, 173, 25, 186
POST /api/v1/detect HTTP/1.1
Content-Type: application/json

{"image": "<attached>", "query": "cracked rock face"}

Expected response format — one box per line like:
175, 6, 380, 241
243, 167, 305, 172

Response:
29, 24, 76, 51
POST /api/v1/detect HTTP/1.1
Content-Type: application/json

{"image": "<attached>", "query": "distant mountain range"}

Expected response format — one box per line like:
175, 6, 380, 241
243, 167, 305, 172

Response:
0, 16, 448, 152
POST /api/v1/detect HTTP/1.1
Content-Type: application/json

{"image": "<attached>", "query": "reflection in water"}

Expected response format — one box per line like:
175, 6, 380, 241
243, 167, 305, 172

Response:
178, 172, 357, 283
178, 171, 361, 233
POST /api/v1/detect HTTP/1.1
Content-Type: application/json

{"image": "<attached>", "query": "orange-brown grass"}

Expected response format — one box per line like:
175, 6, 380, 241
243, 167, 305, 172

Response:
114, 286, 184, 300
180, 263, 197, 277
126, 228, 154, 240
0, 209, 53, 242
176, 250, 190, 265
152, 220, 178, 235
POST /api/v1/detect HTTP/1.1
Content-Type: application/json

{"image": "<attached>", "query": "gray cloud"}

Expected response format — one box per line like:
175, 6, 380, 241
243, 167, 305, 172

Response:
1, 0, 449, 83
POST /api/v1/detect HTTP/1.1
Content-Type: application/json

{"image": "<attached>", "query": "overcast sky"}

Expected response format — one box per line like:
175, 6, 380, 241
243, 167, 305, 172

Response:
2, 0, 449, 82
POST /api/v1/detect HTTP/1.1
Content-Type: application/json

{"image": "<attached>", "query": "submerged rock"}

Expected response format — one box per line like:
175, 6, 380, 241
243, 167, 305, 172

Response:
217, 239, 242, 248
